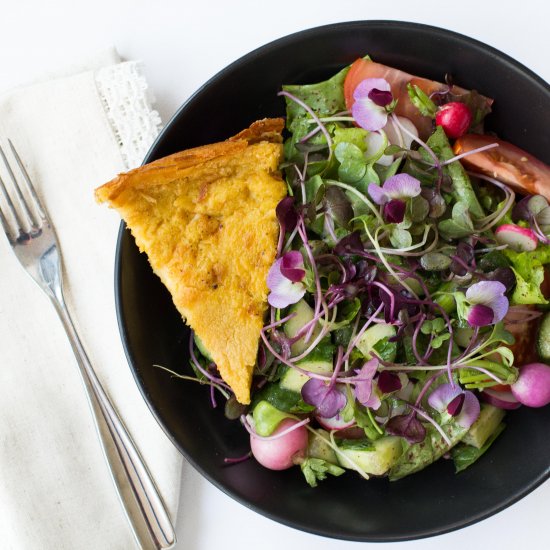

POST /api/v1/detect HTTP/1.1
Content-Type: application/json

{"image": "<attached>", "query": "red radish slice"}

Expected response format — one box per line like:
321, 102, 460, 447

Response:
495, 224, 538, 252
316, 413, 355, 431
481, 388, 522, 410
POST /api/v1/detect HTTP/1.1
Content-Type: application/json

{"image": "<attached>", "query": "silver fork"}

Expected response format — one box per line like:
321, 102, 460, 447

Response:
0, 140, 176, 550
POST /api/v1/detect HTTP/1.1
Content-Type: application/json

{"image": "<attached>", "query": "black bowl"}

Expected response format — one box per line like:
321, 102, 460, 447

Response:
115, 21, 550, 541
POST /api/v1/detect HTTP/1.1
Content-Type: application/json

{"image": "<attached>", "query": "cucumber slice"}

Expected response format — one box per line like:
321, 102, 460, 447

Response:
307, 429, 338, 464
279, 339, 335, 393
280, 359, 333, 393
462, 404, 506, 449
537, 312, 550, 361
337, 436, 403, 476
194, 334, 213, 361
284, 300, 321, 354
356, 323, 397, 359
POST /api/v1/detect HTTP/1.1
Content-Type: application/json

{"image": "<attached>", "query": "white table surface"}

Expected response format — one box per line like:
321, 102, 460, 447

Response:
2, 1, 549, 549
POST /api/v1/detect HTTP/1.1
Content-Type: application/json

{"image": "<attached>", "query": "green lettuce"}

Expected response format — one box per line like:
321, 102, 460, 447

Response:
503, 245, 550, 305
451, 423, 506, 473
425, 127, 485, 219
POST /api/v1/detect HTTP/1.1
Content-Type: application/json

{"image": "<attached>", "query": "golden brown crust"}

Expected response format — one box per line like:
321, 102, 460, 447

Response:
95, 118, 286, 404
228, 117, 285, 144
95, 118, 285, 205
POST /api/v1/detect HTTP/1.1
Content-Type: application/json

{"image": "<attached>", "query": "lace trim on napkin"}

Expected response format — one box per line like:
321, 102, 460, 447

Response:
95, 61, 162, 169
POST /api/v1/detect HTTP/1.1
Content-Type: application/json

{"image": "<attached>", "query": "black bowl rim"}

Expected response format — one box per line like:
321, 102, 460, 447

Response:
114, 20, 550, 542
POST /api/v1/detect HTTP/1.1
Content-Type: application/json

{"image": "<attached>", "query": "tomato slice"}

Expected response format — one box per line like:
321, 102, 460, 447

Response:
453, 134, 550, 201
343, 58, 490, 140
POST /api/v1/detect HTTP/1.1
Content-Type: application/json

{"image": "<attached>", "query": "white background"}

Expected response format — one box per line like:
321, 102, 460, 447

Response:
1, 1, 549, 549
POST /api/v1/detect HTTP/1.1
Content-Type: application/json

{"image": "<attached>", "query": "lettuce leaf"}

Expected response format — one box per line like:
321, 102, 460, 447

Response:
503, 245, 550, 305
423, 126, 485, 219
282, 65, 349, 132
388, 421, 467, 481
451, 422, 505, 473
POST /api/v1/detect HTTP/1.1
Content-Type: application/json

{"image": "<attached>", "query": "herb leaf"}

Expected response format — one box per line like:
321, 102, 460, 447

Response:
300, 457, 345, 487
407, 83, 438, 117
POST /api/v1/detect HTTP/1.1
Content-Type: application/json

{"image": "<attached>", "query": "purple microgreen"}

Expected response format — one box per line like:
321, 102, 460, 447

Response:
408, 404, 452, 445
279, 250, 306, 282
368, 173, 421, 205
377, 371, 402, 394
352, 358, 380, 408
301, 379, 346, 418
427, 383, 480, 429
465, 281, 509, 326
440, 142, 499, 168
367, 183, 386, 205
334, 231, 365, 256
223, 451, 252, 465
512, 194, 533, 222
276, 196, 298, 234
468, 304, 496, 327
324, 186, 354, 228
428, 383, 462, 412
267, 255, 306, 308
385, 412, 426, 444
296, 219, 325, 341
383, 173, 422, 199
446, 393, 465, 416
384, 199, 406, 223
368, 88, 394, 107
242, 414, 310, 441
189, 332, 230, 389
352, 78, 393, 131
450, 242, 475, 276
421, 187, 447, 218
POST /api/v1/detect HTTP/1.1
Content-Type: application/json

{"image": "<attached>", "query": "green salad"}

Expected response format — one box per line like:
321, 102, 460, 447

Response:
187, 56, 550, 485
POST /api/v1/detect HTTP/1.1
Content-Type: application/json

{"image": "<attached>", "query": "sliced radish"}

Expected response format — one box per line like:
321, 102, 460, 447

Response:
495, 224, 538, 252
384, 116, 419, 150
364, 130, 393, 166
316, 413, 356, 431
481, 388, 522, 410
313, 384, 356, 430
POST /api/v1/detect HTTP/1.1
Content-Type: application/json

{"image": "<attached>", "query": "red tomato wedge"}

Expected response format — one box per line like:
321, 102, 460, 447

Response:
453, 134, 550, 201
503, 309, 541, 366
343, 59, 490, 139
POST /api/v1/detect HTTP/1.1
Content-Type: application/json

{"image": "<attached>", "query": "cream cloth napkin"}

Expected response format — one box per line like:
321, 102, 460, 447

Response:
0, 49, 182, 550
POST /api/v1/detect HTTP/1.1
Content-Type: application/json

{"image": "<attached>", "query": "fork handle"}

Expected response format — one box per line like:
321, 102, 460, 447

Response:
50, 295, 176, 550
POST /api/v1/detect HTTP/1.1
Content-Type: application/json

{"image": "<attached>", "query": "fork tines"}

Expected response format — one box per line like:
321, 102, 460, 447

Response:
0, 141, 46, 243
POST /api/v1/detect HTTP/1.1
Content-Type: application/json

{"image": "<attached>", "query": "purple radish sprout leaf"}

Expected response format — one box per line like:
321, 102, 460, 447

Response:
301, 379, 346, 418
465, 281, 509, 326
378, 371, 402, 394
428, 383, 480, 429
352, 78, 393, 131
386, 413, 427, 444
276, 197, 298, 234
